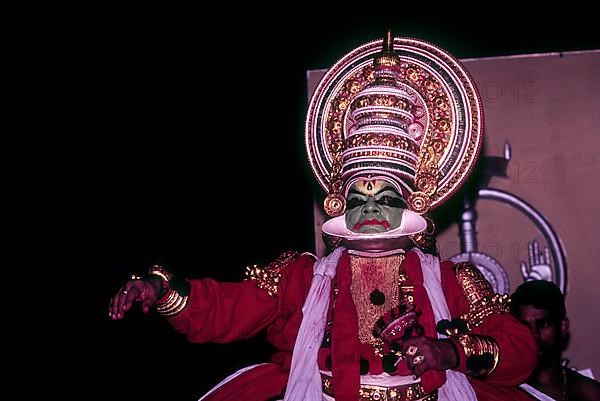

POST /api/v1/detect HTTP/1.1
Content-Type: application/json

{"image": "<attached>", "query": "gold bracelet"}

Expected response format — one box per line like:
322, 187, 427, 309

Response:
148, 264, 172, 283
147, 265, 188, 317
456, 333, 500, 377
156, 290, 188, 317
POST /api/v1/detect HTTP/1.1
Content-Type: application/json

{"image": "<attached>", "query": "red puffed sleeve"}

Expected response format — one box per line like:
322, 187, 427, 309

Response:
468, 312, 537, 386
166, 251, 315, 344
441, 261, 537, 386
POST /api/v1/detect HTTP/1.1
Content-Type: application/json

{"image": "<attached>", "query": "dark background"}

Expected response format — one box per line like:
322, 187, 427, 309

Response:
7, 10, 598, 400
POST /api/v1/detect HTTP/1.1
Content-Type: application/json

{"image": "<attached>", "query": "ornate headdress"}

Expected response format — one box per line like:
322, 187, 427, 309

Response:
305, 33, 483, 219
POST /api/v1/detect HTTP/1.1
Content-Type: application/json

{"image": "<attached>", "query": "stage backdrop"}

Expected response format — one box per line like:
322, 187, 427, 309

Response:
308, 49, 600, 377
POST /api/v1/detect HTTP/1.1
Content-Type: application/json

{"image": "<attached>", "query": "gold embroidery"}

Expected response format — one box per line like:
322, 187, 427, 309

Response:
455, 263, 509, 329
398, 269, 414, 306
399, 285, 414, 306
350, 254, 405, 355
244, 250, 300, 297
322, 372, 437, 401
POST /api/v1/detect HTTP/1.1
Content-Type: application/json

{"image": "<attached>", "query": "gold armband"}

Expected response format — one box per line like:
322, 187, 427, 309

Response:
455, 333, 500, 377
455, 263, 509, 329
245, 250, 300, 297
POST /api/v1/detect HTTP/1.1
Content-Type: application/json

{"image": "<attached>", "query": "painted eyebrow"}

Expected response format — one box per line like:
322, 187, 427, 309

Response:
375, 186, 401, 196
348, 186, 402, 196
348, 188, 366, 196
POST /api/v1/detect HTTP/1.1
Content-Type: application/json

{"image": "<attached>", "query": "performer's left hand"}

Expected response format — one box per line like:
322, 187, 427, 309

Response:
401, 336, 458, 378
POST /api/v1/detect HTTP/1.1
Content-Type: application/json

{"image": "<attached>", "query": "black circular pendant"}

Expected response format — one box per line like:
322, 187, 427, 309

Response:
370, 289, 385, 305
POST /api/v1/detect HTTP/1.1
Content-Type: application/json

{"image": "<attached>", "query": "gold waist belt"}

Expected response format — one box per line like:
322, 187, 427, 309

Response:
321, 373, 438, 401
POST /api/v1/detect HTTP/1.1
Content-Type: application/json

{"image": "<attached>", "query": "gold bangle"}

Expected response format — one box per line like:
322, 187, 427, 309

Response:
148, 264, 172, 283
456, 333, 500, 377
156, 290, 188, 317
147, 265, 188, 317
156, 290, 178, 308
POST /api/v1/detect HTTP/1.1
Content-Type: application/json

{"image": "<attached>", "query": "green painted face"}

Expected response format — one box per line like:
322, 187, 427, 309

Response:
345, 179, 406, 233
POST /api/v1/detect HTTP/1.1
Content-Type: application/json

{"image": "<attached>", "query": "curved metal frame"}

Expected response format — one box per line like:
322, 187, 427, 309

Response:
478, 188, 568, 294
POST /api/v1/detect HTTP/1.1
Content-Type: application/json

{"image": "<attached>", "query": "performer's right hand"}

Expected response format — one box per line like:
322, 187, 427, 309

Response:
109, 276, 162, 320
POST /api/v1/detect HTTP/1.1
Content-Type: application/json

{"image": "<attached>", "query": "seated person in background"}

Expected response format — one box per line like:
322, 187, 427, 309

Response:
510, 280, 600, 400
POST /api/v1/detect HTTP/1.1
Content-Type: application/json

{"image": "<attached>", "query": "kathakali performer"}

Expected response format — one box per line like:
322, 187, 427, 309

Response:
109, 33, 537, 401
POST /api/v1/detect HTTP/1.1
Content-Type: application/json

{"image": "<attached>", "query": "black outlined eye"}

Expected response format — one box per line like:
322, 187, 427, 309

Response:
375, 196, 406, 208
347, 198, 367, 209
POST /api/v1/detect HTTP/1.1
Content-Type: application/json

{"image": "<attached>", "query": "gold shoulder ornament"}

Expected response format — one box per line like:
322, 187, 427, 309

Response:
244, 250, 301, 297
454, 262, 510, 329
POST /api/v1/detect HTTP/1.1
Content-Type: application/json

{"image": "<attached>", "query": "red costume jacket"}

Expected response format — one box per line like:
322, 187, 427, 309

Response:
167, 250, 537, 401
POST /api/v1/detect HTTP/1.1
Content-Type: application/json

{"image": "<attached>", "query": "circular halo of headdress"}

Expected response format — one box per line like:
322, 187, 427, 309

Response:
305, 35, 483, 216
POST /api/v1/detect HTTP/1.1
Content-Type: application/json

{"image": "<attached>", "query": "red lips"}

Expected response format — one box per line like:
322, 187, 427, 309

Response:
353, 219, 391, 230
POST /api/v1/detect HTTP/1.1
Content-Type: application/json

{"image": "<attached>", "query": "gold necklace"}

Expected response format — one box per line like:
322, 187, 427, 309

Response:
349, 254, 405, 355
561, 366, 568, 401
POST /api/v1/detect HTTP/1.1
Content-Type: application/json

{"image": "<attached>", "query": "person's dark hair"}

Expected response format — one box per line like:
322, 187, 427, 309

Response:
510, 280, 566, 320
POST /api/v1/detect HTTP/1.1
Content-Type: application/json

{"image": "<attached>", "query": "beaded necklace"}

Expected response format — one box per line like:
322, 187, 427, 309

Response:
561, 366, 568, 401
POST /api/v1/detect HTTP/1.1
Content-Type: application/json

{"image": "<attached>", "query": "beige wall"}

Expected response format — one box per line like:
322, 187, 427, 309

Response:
309, 50, 600, 376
